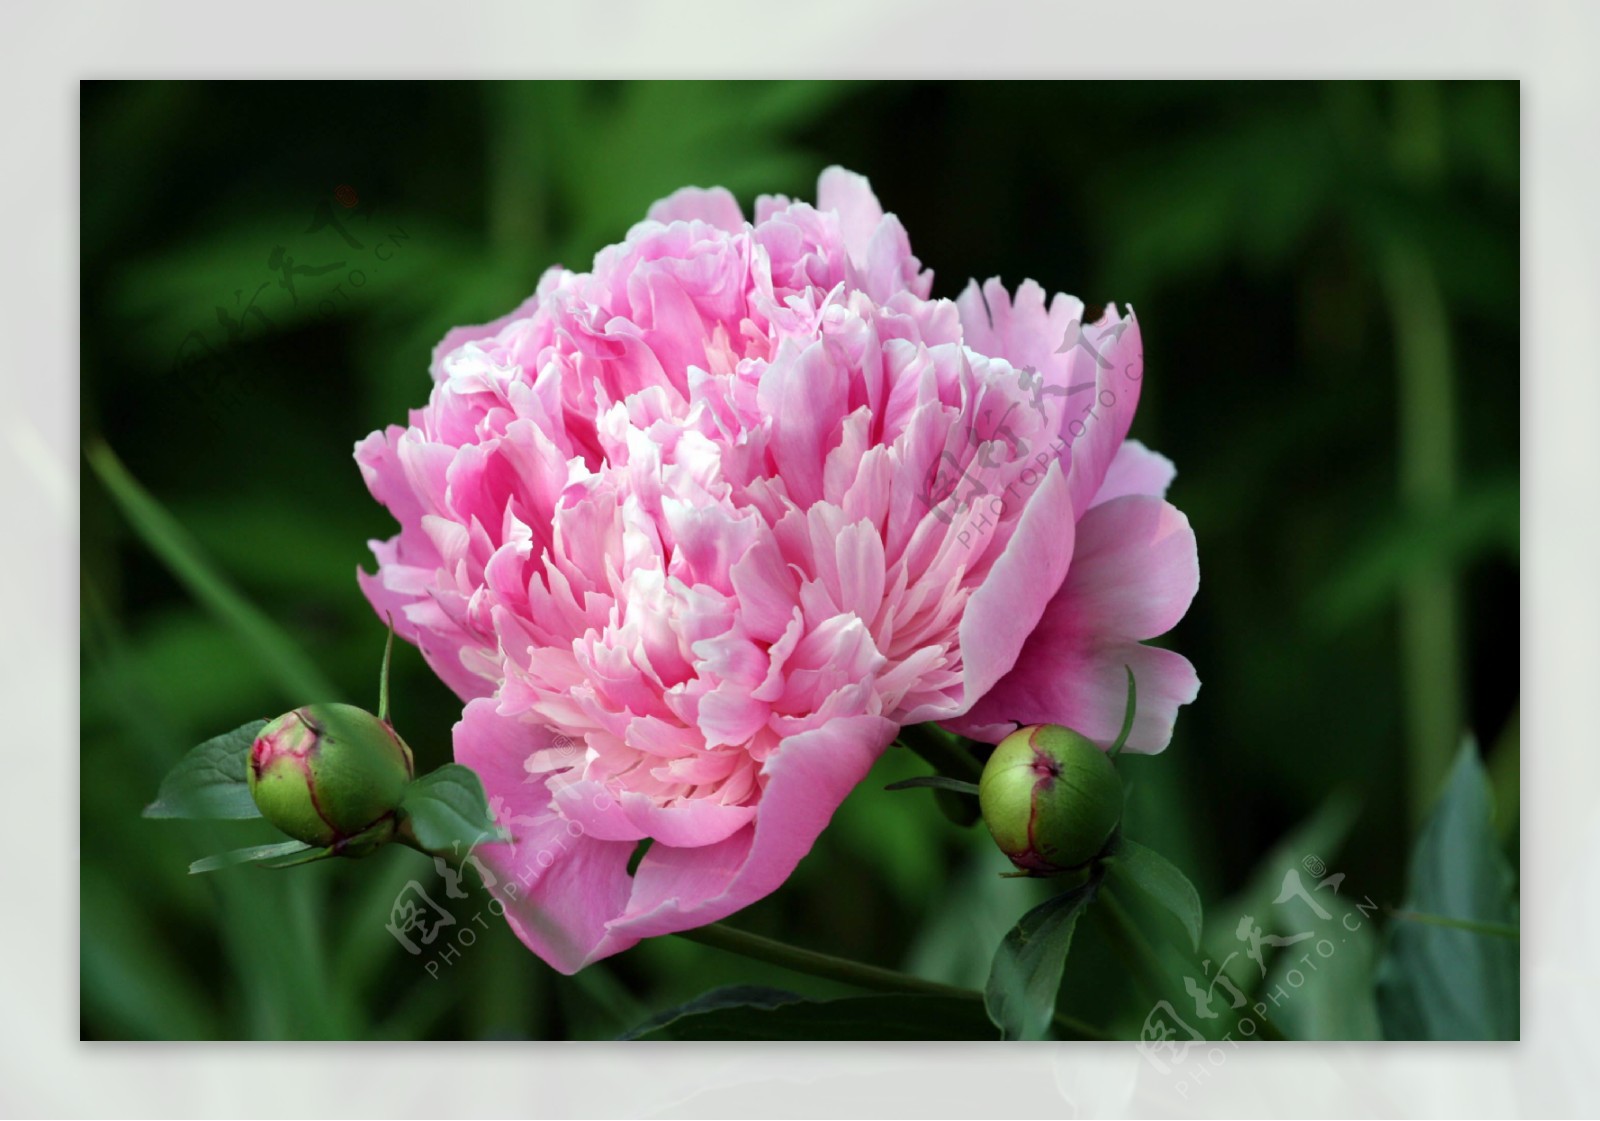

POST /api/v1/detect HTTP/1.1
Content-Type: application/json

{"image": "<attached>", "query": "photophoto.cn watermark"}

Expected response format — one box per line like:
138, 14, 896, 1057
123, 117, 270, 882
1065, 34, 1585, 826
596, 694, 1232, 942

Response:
167, 186, 413, 428
1137, 853, 1379, 1096
918, 314, 1143, 548
384, 733, 590, 980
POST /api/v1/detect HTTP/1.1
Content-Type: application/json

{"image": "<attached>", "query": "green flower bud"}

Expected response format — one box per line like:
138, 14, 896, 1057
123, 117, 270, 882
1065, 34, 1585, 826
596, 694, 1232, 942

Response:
247, 703, 415, 850
978, 724, 1123, 875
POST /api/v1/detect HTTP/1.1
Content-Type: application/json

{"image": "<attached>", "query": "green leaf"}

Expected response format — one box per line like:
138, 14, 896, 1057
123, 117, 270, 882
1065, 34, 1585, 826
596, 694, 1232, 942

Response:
1203, 790, 1360, 971
400, 764, 510, 854
80, 867, 220, 1038
189, 839, 320, 874
905, 852, 1054, 991
883, 775, 980, 796
621, 985, 802, 1038
622, 985, 999, 1041
985, 880, 1098, 1040
85, 438, 337, 703
1375, 740, 1519, 1040
1110, 838, 1203, 951
1264, 891, 1382, 1040
143, 721, 266, 820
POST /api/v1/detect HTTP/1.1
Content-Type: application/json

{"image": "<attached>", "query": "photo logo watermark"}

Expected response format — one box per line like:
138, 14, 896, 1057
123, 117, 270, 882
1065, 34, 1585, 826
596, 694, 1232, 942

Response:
918, 314, 1143, 548
167, 186, 412, 427
1137, 853, 1377, 1094
385, 733, 589, 980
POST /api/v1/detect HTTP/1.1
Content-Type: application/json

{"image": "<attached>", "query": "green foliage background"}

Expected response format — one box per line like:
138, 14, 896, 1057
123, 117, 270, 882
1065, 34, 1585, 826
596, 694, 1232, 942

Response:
79, 80, 1519, 1040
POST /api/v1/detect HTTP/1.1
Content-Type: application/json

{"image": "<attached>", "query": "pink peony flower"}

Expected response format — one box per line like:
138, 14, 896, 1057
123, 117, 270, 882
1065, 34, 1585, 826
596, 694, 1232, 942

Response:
356, 168, 1199, 973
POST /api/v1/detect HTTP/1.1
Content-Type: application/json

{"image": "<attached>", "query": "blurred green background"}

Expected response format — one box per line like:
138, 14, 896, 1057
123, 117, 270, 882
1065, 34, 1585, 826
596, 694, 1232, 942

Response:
80, 80, 1519, 1040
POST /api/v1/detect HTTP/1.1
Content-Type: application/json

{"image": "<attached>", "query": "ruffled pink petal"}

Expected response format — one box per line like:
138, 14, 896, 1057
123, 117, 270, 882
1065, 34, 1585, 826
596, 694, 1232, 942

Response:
954, 279, 1145, 516
955, 640, 1199, 755
1054, 495, 1198, 641
1060, 311, 1146, 517
453, 698, 638, 974
645, 185, 746, 233
548, 773, 756, 848
952, 495, 1199, 753
1092, 439, 1176, 506
906, 460, 1074, 725
816, 166, 885, 264
604, 713, 899, 941
428, 292, 544, 383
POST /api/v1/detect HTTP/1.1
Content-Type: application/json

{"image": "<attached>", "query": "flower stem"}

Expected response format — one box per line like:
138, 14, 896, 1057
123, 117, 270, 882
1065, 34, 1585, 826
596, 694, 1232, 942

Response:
1095, 886, 1171, 1002
1384, 83, 1462, 831
898, 722, 984, 783
1390, 909, 1519, 940
677, 922, 1107, 1041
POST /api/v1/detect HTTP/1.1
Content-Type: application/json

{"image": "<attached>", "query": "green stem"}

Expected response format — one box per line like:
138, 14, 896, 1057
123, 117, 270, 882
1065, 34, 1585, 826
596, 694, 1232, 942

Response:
898, 722, 983, 783
676, 922, 1107, 1041
486, 82, 555, 274
1390, 910, 1519, 940
1384, 84, 1462, 830
85, 438, 337, 703
1096, 886, 1172, 1004
1486, 704, 1520, 842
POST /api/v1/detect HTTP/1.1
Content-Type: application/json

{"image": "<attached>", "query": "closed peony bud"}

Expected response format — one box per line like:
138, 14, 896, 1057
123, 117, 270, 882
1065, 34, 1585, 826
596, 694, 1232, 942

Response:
978, 724, 1123, 876
247, 703, 415, 850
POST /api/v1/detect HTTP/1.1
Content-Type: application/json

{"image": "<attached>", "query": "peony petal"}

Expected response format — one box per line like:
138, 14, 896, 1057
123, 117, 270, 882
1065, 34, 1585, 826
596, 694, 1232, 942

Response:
453, 697, 638, 974
605, 713, 898, 940
428, 292, 543, 383
1061, 309, 1146, 516
956, 640, 1199, 756
492, 819, 639, 974
1092, 439, 1176, 506
907, 459, 1074, 725
1054, 495, 1198, 641
619, 789, 757, 848
953, 279, 1145, 517
952, 495, 1200, 752
816, 166, 884, 266
756, 339, 847, 509
646, 185, 746, 233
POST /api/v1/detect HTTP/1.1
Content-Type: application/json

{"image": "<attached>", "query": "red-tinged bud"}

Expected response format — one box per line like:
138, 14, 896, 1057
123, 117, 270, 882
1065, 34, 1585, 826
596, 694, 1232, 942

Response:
978, 724, 1123, 876
247, 703, 414, 849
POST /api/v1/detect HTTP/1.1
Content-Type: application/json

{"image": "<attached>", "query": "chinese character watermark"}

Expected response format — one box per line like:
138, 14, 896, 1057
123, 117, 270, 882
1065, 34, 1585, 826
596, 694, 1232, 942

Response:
166, 186, 412, 430
919, 314, 1143, 549
386, 733, 590, 980
1136, 854, 1379, 1098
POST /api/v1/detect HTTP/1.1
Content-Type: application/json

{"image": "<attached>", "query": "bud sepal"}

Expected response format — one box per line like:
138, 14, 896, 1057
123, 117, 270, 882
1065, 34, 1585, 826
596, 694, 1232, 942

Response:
145, 624, 508, 874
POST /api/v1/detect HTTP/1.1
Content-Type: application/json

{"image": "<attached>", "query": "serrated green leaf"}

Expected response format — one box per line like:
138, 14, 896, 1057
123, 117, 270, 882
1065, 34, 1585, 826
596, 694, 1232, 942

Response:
622, 985, 998, 1041
400, 764, 509, 854
1111, 838, 1203, 951
985, 880, 1098, 1040
190, 839, 317, 874
144, 720, 266, 820
1375, 740, 1519, 1040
